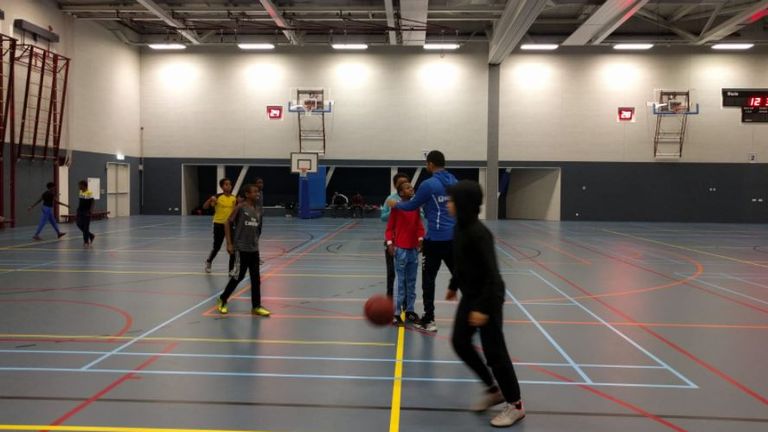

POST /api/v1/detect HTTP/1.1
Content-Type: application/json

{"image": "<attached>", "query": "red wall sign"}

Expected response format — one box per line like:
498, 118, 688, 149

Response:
617, 107, 635, 122
267, 105, 283, 120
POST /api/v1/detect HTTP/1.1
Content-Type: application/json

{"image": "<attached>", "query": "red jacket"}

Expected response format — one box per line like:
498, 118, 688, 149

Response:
386, 208, 425, 249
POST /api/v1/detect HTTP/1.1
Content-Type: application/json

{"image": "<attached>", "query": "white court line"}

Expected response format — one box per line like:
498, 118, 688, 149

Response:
720, 273, 768, 290
0, 367, 694, 389
674, 274, 768, 306
0, 349, 665, 369
497, 246, 593, 383
527, 269, 698, 389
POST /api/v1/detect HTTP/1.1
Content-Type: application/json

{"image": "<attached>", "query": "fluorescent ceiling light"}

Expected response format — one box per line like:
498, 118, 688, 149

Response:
613, 43, 653, 50
332, 44, 368, 50
520, 44, 559, 51
148, 43, 186, 50
423, 43, 460, 50
238, 43, 275, 50
711, 43, 754, 50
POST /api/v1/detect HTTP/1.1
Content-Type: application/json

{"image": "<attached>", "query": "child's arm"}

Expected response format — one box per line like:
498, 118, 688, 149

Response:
202, 195, 217, 209
28, 197, 43, 211
471, 229, 503, 316
385, 210, 397, 256
416, 213, 425, 250
393, 182, 430, 211
54, 199, 70, 208
380, 196, 392, 222
225, 206, 239, 254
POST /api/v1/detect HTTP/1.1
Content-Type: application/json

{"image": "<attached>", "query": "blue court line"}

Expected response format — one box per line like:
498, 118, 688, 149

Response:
0, 367, 694, 389
673, 273, 768, 306
527, 269, 698, 389
496, 246, 593, 384
504, 288, 593, 384
0, 350, 665, 369
79, 221, 352, 371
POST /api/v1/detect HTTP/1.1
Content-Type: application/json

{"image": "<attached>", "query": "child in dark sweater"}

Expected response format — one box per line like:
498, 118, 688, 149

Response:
445, 180, 524, 428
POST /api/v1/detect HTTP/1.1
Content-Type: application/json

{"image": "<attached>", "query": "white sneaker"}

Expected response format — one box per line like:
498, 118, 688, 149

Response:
204, 261, 212, 273
472, 389, 505, 412
490, 403, 525, 428
423, 320, 438, 332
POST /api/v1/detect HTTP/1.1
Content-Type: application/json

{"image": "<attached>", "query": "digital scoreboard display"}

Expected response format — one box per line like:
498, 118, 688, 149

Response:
722, 89, 768, 122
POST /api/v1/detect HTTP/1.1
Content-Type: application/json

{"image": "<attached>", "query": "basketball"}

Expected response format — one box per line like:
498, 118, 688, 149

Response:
364, 294, 393, 326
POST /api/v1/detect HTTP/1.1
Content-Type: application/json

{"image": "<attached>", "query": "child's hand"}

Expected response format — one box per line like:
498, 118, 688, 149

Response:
386, 199, 398, 208
226, 244, 234, 255
387, 244, 395, 256
468, 311, 489, 327
418, 239, 423, 253
445, 289, 457, 301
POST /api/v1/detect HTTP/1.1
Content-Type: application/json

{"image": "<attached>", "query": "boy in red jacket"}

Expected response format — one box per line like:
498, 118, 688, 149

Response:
386, 181, 425, 327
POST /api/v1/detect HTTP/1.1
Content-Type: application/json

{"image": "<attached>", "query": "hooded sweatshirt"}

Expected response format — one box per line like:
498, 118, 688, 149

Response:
448, 180, 506, 314
394, 170, 457, 241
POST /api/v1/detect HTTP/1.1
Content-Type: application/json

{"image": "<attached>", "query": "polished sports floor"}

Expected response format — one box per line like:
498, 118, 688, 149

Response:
0, 216, 766, 432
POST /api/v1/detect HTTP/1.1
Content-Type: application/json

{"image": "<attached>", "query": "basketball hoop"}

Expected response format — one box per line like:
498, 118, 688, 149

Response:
299, 167, 308, 178
303, 98, 318, 116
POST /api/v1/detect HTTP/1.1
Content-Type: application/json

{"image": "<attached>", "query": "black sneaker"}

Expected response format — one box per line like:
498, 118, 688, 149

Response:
420, 315, 438, 332
405, 312, 421, 326
392, 315, 405, 327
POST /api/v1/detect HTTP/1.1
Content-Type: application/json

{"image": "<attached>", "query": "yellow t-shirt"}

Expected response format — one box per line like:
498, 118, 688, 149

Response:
212, 194, 237, 224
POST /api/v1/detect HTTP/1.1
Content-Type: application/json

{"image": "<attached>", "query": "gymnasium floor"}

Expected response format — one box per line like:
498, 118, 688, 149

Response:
0, 216, 766, 432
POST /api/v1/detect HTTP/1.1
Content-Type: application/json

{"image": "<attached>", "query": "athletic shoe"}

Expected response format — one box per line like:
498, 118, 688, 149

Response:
252, 306, 271, 317
204, 260, 212, 273
33, 236, 43, 241
57, 232, 67, 239
216, 299, 228, 314
472, 388, 505, 412
89, 233, 96, 245
393, 315, 405, 327
420, 316, 438, 332
405, 312, 421, 326
490, 403, 525, 428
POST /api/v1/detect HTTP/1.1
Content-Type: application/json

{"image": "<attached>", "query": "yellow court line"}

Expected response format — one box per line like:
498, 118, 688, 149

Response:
388, 322, 405, 432
0, 333, 394, 347
0, 425, 274, 432
605, 229, 768, 270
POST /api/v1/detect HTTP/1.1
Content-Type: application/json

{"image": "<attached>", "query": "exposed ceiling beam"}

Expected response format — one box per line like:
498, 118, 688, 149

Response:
135, 0, 201, 44
700, 2, 725, 37
670, 3, 700, 22
259, 0, 300, 45
697, 0, 768, 44
400, 0, 428, 46
488, 0, 549, 65
563, 0, 650, 46
678, 4, 761, 22
384, 0, 397, 45
635, 9, 698, 42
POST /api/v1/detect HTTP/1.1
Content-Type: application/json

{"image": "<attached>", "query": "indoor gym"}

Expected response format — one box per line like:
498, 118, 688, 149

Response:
0, 1, 767, 432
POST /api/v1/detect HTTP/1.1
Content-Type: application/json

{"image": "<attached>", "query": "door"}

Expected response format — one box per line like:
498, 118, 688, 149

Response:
107, 163, 130, 217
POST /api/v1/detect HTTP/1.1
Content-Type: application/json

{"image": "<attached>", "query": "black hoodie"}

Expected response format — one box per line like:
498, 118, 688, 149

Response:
448, 180, 506, 314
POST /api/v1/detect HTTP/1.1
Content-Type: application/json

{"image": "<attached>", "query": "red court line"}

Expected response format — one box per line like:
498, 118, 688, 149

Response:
539, 242, 592, 265
0, 299, 133, 338
567, 240, 768, 314
205, 222, 359, 313
43, 342, 178, 431
498, 237, 768, 407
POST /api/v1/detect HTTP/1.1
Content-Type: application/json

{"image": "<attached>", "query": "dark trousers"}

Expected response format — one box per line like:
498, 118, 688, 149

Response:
385, 249, 395, 297
421, 239, 455, 319
220, 250, 261, 308
207, 223, 235, 272
75, 213, 93, 244
452, 297, 521, 403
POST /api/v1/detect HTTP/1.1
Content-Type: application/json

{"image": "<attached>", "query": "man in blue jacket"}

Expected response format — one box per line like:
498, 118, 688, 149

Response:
388, 150, 457, 332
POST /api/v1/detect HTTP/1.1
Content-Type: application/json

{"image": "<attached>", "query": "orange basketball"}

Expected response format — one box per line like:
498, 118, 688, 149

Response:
364, 295, 394, 326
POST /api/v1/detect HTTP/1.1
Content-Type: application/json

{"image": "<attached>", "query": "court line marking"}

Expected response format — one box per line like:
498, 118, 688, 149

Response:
0, 426, 275, 432
502, 282, 593, 383
0, 222, 179, 251
721, 273, 768, 289
604, 229, 768, 269
0, 333, 392, 347
388, 320, 405, 432
0, 367, 693, 389
527, 269, 698, 389
0, 349, 667, 369
539, 242, 592, 265
673, 273, 768, 306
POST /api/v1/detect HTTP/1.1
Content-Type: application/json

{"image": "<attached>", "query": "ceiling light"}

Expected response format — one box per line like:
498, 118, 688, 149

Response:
711, 43, 754, 50
332, 44, 368, 50
613, 43, 654, 50
148, 43, 186, 50
238, 43, 275, 50
423, 43, 460, 50
520, 44, 559, 51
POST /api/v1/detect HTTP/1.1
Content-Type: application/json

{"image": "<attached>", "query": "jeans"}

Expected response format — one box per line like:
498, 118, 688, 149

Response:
394, 247, 418, 315
35, 206, 61, 236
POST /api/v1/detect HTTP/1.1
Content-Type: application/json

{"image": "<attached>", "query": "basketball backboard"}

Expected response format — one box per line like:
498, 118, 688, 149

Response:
291, 152, 319, 176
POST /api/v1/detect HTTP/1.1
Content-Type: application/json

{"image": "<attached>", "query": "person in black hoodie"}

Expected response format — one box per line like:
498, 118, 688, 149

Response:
445, 180, 525, 428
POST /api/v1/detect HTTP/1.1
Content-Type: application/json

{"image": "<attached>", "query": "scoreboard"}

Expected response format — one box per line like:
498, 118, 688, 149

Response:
722, 88, 768, 122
